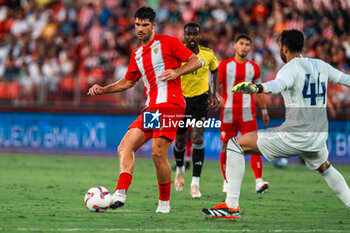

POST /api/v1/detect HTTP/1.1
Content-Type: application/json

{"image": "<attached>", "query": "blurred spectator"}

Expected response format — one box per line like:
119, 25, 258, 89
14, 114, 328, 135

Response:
42, 49, 61, 92
0, 0, 349, 109
18, 63, 36, 105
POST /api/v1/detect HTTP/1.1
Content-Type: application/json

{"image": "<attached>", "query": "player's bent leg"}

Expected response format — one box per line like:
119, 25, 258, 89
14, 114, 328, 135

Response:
242, 123, 269, 193
190, 126, 205, 199
224, 137, 246, 210
152, 136, 172, 213
111, 128, 147, 210
220, 141, 228, 192
318, 160, 350, 209
250, 155, 269, 193
174, 132, 186, 191
202, 133, 260, 217
184, 132, 192, 170
220, 142, 228, 179
236, 131, 261, 155
118, 128, 147, 174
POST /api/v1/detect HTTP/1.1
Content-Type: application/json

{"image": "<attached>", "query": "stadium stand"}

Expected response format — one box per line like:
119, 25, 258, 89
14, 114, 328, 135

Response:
0, 0, 349, 109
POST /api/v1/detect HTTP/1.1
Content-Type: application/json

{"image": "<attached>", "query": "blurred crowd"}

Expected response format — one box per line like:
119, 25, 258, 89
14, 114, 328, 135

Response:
0, 0, 349, 109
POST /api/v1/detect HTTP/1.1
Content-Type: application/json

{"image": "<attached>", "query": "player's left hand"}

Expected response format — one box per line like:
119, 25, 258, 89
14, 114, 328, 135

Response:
209, 95, 220, 111
232, 82, 262, 94
158, 69, 178, 81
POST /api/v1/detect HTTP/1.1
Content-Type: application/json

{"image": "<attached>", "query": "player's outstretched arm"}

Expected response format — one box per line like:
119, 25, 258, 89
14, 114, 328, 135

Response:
87, 78, 136, 96
159, 54, 202, 81
232, 82, 264, 94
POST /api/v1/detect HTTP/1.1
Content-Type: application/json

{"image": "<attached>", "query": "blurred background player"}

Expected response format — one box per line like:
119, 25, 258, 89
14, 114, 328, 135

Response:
218, 34, 270, 193
202, 29, 350, 219
173, 22, 219, 199
87, 7, 201, 213
172, 128, 192, 171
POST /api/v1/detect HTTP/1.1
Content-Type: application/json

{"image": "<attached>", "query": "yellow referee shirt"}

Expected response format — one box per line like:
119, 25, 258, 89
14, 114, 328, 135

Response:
181, 45, 218, 98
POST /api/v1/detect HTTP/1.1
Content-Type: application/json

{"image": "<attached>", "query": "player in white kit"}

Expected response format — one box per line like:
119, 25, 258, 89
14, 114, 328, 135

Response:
202, 29, 350, 219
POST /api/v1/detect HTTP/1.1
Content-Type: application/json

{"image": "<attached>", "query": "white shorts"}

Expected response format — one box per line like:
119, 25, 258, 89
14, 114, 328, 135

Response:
257, 128, 328, 170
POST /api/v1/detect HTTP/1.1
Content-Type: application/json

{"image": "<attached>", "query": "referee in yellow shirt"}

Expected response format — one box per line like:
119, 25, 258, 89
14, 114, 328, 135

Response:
173, 22, 219, 199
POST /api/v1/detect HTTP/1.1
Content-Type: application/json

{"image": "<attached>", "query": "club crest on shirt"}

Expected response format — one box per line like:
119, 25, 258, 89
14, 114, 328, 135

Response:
221, 131, 226, 138
248, 69, 253, 77
153, 45, 159, 54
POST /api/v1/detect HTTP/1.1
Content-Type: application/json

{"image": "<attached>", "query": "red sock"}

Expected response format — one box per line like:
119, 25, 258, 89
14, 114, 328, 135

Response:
250, 155, 262, 179
158, 181, 171, 201
219, 152, 227, 180
116, 172, 132, 192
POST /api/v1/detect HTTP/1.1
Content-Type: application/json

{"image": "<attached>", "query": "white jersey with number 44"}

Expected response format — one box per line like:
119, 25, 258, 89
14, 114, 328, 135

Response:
263, 57, 350, 152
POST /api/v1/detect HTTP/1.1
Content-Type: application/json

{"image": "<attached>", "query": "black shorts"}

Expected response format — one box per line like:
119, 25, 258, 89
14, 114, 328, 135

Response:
177, 93, 209, 135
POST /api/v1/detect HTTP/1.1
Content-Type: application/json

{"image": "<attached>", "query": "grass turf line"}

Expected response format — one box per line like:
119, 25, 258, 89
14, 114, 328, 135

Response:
0, 153, 349, 232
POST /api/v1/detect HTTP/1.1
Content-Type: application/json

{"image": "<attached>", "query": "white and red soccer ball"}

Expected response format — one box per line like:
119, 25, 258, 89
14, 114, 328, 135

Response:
84, 186, 111, 212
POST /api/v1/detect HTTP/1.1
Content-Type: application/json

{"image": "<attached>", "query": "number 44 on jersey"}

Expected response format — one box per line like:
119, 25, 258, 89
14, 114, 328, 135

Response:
302, 73, 326, 106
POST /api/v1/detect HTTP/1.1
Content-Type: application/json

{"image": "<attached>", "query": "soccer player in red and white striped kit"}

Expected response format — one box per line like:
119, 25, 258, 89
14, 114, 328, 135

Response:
88, 6, 202, 213
218, 34, 270, 193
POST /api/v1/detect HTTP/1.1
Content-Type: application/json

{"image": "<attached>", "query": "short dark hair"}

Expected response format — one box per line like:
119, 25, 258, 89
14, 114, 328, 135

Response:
235, 34, 252, 43
134, 6, 156, 23
280, 29, 304, 53
184, 22, 201, 32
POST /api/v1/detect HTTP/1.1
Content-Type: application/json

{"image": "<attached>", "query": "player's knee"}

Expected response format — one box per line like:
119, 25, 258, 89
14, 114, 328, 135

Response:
151, 151, 166, 166
192, 137, 203, 145
175, 141, 186, 149
117, 143, 128, 157
227, 138, 243, 152
236, 132, 259, 154
317, 160, 330, 173
175, 134, 186, 148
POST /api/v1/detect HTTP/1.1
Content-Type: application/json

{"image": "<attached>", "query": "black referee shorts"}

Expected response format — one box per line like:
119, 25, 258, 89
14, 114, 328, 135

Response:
177, 93, 209, 135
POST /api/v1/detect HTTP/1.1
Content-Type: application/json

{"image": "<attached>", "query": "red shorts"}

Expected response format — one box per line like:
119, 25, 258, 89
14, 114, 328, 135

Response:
129, 103, 185, 142
220, 119, 257, 142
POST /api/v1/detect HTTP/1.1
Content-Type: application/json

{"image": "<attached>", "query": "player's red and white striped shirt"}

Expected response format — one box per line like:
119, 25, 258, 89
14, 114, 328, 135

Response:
218, 58, 261, 123
125, 34, 193, 108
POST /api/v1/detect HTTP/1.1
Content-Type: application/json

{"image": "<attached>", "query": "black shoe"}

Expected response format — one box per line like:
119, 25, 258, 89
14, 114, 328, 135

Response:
201, 203, 239, 220
109, 192, 126, 210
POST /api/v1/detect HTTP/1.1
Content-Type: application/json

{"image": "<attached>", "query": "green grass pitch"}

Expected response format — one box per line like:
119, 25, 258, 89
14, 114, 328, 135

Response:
1, 153, 349, 233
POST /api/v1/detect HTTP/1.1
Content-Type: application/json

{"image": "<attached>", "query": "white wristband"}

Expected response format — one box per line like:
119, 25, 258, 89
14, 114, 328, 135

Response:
261, 109, 268, 115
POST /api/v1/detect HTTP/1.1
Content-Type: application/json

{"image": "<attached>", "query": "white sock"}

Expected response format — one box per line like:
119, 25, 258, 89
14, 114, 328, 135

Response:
225, 138, 245, 210
176, 165, 185, 174
191, 176, 200, 186
255, 178, 263, 184
321, 165, 350, 209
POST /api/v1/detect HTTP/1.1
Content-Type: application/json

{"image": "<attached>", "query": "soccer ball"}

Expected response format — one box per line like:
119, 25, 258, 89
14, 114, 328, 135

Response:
84, 186, 112, 212
273, 158, 288, 169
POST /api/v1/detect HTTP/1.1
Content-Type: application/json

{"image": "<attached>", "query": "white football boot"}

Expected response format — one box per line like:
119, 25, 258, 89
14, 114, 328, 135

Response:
110, 189, 126, 209
156, 200, 170, 213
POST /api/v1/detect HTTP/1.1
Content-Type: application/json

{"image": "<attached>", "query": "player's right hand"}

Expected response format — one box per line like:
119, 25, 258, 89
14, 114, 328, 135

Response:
158, 69, 178, 81
232, 82, 262, 94
87, 84, 104, 96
